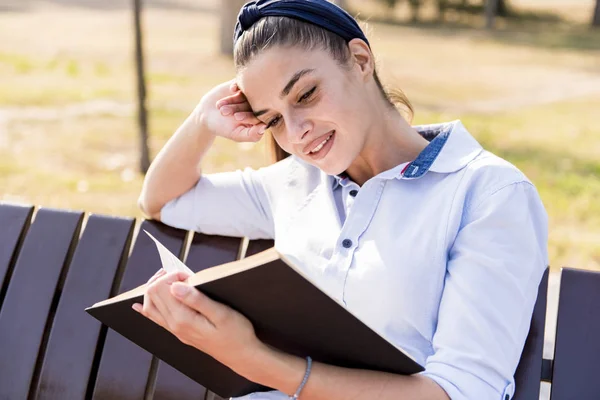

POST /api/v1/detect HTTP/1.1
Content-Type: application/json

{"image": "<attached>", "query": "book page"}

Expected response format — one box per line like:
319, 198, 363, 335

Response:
144, 230, 194, 275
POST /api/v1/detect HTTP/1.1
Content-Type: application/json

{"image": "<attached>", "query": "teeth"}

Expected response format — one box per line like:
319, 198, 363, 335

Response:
310, 134, 332, 154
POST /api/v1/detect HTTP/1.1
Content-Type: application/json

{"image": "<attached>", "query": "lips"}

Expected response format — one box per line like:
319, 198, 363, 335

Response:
303, 130, 335, 155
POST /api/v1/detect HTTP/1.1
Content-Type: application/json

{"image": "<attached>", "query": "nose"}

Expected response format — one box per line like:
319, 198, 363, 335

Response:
287, 112, 312, 145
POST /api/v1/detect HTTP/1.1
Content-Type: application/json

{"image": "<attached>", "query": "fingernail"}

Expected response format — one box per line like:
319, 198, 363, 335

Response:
258, 127, 266, 135
132, 303, 142, 312
234, 113, 245, 121
172, 283, 190, 298
220, 106, 232, 116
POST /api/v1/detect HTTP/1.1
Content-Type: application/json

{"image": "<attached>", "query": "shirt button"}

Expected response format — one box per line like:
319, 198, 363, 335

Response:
342, 239, 353, 248
349, 189, 358, 197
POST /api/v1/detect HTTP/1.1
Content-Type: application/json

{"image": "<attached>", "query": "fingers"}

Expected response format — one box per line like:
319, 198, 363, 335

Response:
135, 271, 189, 327
230, 123, 267, 143
216, 85, 253, 117
233, 111, 261, 124
215, 90, 246, 109
147, 268, 166, 285
134, 292, 166, 327
171, 282, 230, 327
219, 102, 252, 116
248, 124, 268, 138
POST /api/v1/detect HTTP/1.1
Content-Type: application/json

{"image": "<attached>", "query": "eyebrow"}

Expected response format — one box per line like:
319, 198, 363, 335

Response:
252, 68, 315, 118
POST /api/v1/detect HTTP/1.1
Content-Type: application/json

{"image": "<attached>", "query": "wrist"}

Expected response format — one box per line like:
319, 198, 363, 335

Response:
188, 107, 216, 148
191, 105, 209, 134
238, 343, 307, 395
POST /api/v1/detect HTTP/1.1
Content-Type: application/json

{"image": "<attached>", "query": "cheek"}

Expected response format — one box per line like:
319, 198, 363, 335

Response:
271, 130, 292, 152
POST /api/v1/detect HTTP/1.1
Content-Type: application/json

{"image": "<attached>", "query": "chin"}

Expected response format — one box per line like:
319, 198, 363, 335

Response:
296, 135, 353, 176
312, 156, 351, 177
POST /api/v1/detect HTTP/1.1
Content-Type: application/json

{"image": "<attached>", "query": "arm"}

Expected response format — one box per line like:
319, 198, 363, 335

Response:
420, 181, 548, 400
138, 110, 214, 220
246, 347, 449, 400
134, 273, 449, 400
138, 80, 266, 220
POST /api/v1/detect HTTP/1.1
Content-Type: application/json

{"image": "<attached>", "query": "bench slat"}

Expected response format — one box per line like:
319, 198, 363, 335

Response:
0, 203, 34, 311
187, 233, 245, 272
550, 268, 600, 400
35, 215, 135, 400
0, 208, 83, 400
246, 239, 274, 257
92, 220, 187, 400
513, 268, 548, 400
153, 363, 207, 400
153, 233, 243, 400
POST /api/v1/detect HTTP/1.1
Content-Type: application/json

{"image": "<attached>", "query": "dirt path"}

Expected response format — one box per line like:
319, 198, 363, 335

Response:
2, 68, 600, 126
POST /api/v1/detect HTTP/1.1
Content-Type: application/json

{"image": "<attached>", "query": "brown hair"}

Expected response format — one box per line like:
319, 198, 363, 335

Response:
234, 16, 413, 163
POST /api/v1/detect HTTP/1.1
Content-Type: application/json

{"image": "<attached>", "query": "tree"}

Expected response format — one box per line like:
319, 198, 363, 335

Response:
133, 0, 150, 173
331, 0, 348, 9
496, 0, 509, 17
220, 0, 248, 56
485, 0, 510, 29
485, 0, 499, 29
409, 0, 423, 22
593, 0, 600, 28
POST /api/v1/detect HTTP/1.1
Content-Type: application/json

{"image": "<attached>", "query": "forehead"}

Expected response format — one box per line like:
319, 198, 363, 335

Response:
237, 46, 334, 104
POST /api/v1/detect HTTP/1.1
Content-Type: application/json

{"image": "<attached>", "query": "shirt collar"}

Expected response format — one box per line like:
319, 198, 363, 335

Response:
331, 120, 483, 188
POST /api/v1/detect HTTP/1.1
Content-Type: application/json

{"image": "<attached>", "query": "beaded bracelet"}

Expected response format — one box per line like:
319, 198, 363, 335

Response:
290, 356, 312, 399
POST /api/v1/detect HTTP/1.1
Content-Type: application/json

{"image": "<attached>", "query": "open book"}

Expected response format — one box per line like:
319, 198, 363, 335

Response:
86, 232, 423, 398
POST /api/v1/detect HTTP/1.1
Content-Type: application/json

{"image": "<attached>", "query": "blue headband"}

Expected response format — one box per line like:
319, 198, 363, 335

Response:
234, 0, 370, 47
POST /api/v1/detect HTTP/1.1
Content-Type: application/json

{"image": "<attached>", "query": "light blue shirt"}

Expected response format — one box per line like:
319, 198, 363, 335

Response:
161, 120, 548, 400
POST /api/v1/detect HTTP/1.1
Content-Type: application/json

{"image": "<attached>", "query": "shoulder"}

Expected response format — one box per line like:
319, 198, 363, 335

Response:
454, 149, 540, 213
465, 150, 531, 188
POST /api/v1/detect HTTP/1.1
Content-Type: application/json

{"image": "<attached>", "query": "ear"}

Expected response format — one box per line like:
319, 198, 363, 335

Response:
347, 38, 374, 81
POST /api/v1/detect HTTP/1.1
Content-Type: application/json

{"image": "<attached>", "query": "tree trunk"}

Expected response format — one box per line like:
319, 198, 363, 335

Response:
220, 0, 248, 56
133, 0, 150, 173
485, 0, 500, 29
496, 0, 509, 17
331, 0, 348, 9
408, 0, 421, 22
436, 0, 448, 22
593, 0, 600, 27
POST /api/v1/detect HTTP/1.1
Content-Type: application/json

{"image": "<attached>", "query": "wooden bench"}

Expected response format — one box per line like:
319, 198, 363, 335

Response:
0, 203, 598, 400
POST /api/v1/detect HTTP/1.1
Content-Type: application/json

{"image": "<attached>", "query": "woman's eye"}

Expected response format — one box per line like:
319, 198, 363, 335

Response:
299, 87, 316, 103
267, 116, 281, 129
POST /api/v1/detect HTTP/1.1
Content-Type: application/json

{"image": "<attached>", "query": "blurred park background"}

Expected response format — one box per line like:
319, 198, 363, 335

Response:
0, 0, 599, 273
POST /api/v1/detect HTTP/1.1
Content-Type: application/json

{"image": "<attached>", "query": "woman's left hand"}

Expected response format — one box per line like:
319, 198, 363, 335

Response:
132, 271, 265, 376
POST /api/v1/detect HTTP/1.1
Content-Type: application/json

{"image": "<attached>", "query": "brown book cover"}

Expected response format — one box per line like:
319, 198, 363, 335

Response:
86, 242, 423, 398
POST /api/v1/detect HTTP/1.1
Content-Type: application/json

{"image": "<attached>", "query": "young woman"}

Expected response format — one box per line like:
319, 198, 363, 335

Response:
135, 1, 548, 399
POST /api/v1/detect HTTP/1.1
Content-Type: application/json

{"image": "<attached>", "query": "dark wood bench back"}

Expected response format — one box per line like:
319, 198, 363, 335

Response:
513, 268, 548, 400
0, 203, 596, 400
0, 207, 84, 399
550, 268, 600, 400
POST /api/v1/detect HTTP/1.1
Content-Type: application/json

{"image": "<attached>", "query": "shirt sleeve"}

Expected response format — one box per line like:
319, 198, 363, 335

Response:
420, 181, 548, 400
160, 167, 274, 240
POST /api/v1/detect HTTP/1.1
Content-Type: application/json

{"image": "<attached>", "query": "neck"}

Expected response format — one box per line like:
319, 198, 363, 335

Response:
345, 101, 429, 186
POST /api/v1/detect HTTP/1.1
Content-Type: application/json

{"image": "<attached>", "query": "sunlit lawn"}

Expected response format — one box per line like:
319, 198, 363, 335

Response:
0, 1, 599, 271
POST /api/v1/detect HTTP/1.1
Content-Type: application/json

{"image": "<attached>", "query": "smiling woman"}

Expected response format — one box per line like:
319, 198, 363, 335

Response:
234, 14, 413, 167
137, 1, 548, 400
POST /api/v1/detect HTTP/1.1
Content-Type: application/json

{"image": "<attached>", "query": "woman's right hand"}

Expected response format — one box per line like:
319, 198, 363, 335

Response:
196, 79, 267, 143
